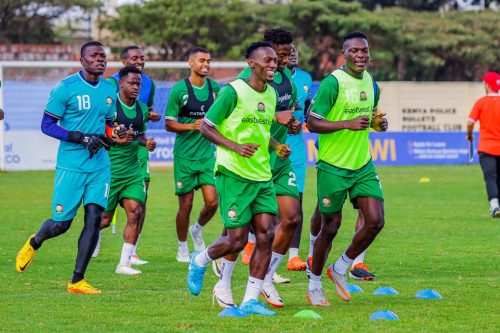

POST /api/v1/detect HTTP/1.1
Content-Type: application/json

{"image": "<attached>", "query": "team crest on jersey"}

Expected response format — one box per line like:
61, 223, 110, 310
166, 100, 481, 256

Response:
303, 84, 309, 93
228, 209, 237, 220
322, 197, 331, 208
106, 97, 113, 106
257, 102, 265, 113
177, 181, 183, 189
56, 204, 63, 214
360, 91, 367, 101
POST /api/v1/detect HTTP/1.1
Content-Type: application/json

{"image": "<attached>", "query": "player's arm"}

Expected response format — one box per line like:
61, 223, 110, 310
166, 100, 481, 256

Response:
467, 99, 482, 141
370, 82, 388, 132
307, 76, 369, 133
269, 137, 291, 159
200, 85, 258, 158
164, 84, 201, 132
288, 81, 301, 134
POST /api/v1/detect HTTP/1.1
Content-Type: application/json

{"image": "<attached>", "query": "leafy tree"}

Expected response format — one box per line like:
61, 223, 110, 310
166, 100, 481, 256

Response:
0, 0, 100, 44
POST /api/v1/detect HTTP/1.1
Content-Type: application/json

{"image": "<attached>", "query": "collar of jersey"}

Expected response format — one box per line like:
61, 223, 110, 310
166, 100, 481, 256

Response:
118, 95, 137, 109
78, 71, 100, 88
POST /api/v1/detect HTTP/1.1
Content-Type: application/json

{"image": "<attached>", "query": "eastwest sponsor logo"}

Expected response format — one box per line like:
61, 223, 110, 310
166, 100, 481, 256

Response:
344, 106, 371, 114
278, 93, 291, 104
241, 116, 272, 126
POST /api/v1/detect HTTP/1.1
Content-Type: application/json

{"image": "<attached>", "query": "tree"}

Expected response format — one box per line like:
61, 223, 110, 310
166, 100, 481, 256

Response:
0, 0, 100, 44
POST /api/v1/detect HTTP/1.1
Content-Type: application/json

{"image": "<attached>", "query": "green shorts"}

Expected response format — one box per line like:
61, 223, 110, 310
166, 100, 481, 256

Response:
317, 160, 384, 215
174, 155, 215, 195
138, 146, 150, 182
105, 173, 146, 213
215, 173, 278, 229
272, 161, 300, 200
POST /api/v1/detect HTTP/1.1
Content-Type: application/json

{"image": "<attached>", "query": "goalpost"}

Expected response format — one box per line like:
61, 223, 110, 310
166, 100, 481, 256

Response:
0, 60, 246, 171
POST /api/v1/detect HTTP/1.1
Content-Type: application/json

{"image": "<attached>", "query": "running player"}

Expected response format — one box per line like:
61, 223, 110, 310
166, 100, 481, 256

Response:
230, 28, 301, 308
285, 45, 312, 271
187, 41, 288, 316
467, 71, 500, 217
93, 46, 161, 264
15, 41, 125, 294
306, 32, 388, 306
165, 47, 219, 262
99, 66, 156, 275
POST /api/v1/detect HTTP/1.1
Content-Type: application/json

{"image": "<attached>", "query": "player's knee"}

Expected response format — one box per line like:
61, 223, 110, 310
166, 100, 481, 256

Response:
367, 216, 384, 234
53, 220, 72, 235
205, 199, 218, 213
84, 203, 104, 228
230, 237, 247, 253
179, 202, 193, 214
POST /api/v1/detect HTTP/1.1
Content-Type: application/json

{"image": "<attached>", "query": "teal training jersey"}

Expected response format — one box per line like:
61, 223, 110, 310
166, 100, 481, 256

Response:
44, 72, 116, 172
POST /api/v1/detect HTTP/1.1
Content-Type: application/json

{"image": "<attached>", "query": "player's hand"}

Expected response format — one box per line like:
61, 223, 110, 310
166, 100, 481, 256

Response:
275, 110, 294, 126
191, 119, 203, 131
234, 143, 260, 158
146, 138, 156, 152
371, 113, 388, 132
112, 123, 127, 139
288, 119, 301, 134
68, 131, 105, 158
113, 128, 134, 144
275, 144, 291, 159
149, 110, 161, 122
466, 133, 473, 141
98, 135, 115, 151
346, 115, 370, 131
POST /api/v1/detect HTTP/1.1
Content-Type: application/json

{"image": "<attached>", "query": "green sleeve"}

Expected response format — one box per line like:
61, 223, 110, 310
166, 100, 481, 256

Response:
310, 75, 338, 119
237, 67, 251, 80
107, 77, 119, 92
374, 82, 380, 108
138, 101, 149, 133
148, 80, 156, 108
204, 85, 237, 126
165, 81, 184, 120
210, 79, 221, 96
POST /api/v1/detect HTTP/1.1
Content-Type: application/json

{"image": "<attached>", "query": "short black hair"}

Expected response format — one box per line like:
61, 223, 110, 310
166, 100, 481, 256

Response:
81, 41, 103, 57
245, 41, 273, 59
343, 31, 368, 43
121, 46, 141, 59
263, 28, 293, 46
119, 66, 142, 79
188, 47, 209, 57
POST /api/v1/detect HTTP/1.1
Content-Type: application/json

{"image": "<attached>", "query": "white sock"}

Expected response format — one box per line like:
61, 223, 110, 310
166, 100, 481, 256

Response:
288, 248, 299, 261
333, 252, 354, 275
194, 249, 212, 267
352, 250, 366, 267
132, 234, 141, 256
191, 221, 203, 235
242, 276, 264, 303
119, 243, 135, 266
264, 252, 285, 284
217, 258, 236, 289
96, 230, 103, 249
178, 240, 188, 251
308, 272, 322, 291
248, 232, 256, 243
490, 198, 499, 210
308, 233, 317, 257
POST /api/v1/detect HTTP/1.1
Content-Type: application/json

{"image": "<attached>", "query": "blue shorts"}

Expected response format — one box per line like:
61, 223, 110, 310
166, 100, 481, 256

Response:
52, 167, 111, 221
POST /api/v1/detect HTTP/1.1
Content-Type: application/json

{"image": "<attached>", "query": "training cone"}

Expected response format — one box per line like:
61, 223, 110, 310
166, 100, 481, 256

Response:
347, 284, 364, 293
374, 286, 399, 295
370, 310, 399, 321
419, 177, 430, 183
218, 307, 248, 318
415, 289, 442, 299
293, 310, 322, 319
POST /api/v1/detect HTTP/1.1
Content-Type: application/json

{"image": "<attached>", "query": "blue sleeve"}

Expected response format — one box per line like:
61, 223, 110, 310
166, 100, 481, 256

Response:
41, 112, 69, 141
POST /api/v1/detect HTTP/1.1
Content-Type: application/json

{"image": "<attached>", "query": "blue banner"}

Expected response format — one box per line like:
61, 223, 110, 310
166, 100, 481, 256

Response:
148, 130, 479, 166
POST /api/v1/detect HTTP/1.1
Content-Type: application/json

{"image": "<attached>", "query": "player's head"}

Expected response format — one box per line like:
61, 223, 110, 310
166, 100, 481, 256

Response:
80, 41, 106, 76
246, 41, 277, 82
121, 46, 145, 72
288, 45, 298, 69
263, 28, 293, 71
188, 47, 211, 78
341, 31, 370, 74
118, 66, 142, 100
483, 72, 500, 93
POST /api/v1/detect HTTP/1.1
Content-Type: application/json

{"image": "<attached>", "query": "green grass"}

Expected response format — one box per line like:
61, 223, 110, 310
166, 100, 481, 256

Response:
0, 165, 498, 332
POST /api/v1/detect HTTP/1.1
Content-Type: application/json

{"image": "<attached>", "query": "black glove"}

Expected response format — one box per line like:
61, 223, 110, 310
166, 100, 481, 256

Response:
99, 135, 115, 151
68, 131, 105, 158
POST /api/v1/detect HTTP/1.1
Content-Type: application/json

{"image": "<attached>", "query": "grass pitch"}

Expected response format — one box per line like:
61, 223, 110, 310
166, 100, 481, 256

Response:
0, 165, 498, 332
